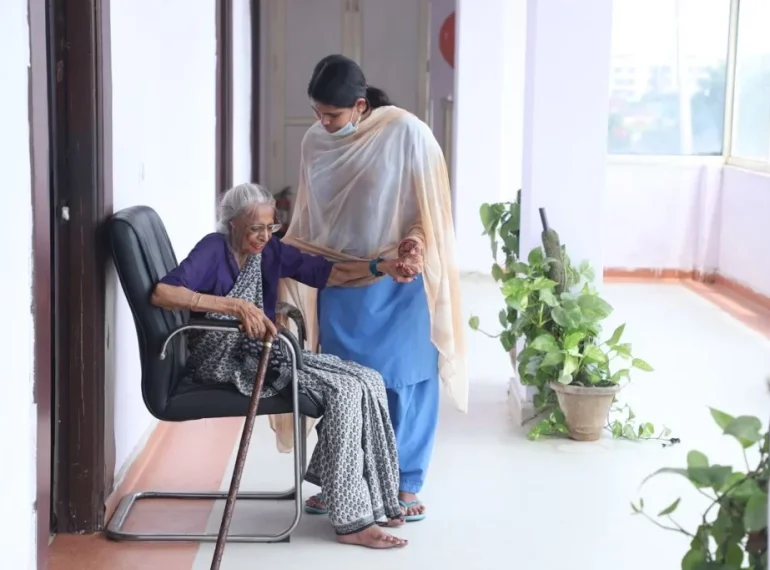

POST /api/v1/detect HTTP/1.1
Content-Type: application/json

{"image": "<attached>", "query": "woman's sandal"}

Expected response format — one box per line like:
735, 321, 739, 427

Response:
304, 493, 328, 515
399, 500, 426, 522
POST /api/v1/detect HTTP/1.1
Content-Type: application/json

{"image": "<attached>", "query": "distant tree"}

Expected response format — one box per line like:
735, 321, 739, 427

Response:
690, 65, 727, 155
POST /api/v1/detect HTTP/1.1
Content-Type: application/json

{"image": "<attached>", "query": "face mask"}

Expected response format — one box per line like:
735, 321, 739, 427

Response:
330, 108, 361, 137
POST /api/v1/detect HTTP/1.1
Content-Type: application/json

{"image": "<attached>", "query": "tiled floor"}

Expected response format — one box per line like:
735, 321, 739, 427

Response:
192, 279, 770, 569
51, 278, 770, 569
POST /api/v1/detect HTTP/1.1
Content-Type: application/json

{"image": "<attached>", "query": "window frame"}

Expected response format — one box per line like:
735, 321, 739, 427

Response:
611, 0, 770, 173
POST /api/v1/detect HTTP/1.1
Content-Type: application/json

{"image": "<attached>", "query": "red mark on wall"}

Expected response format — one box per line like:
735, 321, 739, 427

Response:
439, 11, 456, 69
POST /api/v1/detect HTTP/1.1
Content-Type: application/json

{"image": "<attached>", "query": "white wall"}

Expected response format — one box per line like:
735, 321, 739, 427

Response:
109, 0, 219, 478
718, 167, 770, 297
233, 0, 253, 184
604, 161, 723, 274
453, 0, 525, 273
1, 1, 38, 568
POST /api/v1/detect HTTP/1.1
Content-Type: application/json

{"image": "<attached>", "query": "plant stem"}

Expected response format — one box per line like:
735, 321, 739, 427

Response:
476, 328, 501, 339
665, 515, 695, 537
639, 510, 692, 536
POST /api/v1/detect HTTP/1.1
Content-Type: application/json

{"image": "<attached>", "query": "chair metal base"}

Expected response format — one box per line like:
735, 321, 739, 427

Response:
105, 416, 310, 545
105, 488, 301, 543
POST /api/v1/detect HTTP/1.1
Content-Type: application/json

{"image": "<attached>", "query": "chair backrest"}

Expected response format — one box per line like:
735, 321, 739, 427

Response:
106, 206, 187, 420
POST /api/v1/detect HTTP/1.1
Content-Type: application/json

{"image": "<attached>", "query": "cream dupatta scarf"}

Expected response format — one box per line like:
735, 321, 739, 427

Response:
269, 106, 467, 452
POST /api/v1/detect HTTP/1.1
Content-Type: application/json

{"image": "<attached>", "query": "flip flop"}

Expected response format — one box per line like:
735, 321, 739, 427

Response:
304, 493, 328, 515
399, 500, 426, 522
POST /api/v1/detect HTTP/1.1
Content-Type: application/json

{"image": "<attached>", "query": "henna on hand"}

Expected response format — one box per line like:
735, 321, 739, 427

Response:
398, 238, 421, 258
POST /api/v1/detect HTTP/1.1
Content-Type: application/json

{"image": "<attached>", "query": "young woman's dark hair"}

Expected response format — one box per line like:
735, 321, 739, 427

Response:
307, 54, 392, 110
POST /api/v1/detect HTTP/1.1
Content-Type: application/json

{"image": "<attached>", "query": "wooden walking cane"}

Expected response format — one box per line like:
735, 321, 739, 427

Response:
210, 331, 276, 570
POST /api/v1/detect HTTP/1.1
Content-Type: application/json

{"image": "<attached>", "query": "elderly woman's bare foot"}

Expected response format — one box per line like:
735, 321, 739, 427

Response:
337, 526, 408, 549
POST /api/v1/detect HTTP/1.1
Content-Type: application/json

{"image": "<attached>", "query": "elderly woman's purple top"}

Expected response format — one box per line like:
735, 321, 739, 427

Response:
159, 233, 333, 321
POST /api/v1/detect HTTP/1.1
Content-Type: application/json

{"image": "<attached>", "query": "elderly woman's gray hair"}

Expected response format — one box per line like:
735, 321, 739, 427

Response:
216, 183, 276, 234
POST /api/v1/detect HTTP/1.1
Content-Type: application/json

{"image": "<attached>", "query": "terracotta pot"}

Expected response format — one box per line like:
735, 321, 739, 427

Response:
549, 382, 621, 441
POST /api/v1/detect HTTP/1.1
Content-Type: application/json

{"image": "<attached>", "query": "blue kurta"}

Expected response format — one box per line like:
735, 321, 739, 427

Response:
318, 275, 440, 493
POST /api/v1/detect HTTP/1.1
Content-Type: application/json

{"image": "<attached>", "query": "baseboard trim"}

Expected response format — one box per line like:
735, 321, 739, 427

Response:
603, 268, 770, 310
603, 267, 717, 283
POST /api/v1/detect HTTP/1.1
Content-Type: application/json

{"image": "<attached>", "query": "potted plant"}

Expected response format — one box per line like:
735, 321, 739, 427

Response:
470, 203, 662, 442
632, 408, 768, 569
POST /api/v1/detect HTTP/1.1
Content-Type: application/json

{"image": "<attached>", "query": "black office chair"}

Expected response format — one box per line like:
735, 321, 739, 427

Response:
105, 205, 322, 544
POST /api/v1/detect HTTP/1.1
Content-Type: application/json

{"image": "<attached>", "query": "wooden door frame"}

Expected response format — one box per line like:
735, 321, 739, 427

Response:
217, 0, 235, 194
250, 0, 261, 183
43, 0, 113, 543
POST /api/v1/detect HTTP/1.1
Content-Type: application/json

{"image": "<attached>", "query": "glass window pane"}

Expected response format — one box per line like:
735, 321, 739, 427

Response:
608, 0, 730, 155
731, 0, 770, 162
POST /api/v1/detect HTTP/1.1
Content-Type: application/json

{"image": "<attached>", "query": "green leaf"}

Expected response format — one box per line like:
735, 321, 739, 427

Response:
541, 351, 564, 367
623, 424, 637, 440
562, 355, 579, 377
479, 203, 492, 233
688, 465, 733, 490
723, 474, 760, 499
498, 309, 508, 328
576, 294, 613, 320
563, 331, 585, 350
582, 343, 607, 363
468, 316, 480, 330
606, 324, 625, 346
687, 450, 709, 469
500, 330, 516, 352
503, 233, 519, 255
681, 545, 707, 570
551, 305, 582, 329
610, 369, 630, 384
709, 408, 735, 430
531, 277, 558, 290
657, 498, 681, 517
631, 358, 654, 372
551, 307, 570, 328
539, 288, 558, 307
511, 261, 530, 275
491, 263, 504, 281
723, 416, 763, 448
530, 334, 558, 353
743, 491, 768, 532
500, 277, 526, 298
638, 422, 655, 439
614, 343, 632, 358
527, 247, 544, 266
641, 467, 690, 487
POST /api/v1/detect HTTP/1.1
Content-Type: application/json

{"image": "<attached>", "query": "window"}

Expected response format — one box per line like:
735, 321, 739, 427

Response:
731, 0, 770, 162
608, 0, 731, 155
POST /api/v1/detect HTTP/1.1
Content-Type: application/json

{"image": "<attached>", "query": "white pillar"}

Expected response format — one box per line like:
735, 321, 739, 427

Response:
518, 0, 613, 278
512, 0, 614, 422
453, 0, 525, 274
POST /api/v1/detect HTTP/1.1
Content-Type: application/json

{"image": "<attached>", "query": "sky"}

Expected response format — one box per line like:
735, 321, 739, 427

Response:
611, 0, 770, 64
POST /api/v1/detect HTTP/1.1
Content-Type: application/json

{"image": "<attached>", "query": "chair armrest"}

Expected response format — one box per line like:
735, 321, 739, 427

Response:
159, 318, 304, 371
159, 318, 242, 359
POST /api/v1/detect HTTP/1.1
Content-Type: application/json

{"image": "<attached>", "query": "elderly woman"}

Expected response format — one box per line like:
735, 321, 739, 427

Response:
151, 183, 422, 549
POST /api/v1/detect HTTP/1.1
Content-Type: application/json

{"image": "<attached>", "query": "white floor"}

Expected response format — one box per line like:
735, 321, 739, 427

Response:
193, 279, 770, 570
